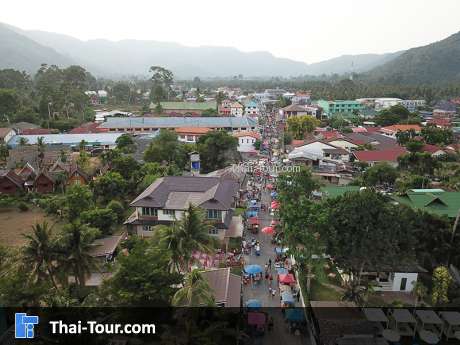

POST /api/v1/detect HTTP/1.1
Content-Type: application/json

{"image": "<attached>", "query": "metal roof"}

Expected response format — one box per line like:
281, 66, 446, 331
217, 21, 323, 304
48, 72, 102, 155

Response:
99, 116, 257, 129
8, 133, 124, 147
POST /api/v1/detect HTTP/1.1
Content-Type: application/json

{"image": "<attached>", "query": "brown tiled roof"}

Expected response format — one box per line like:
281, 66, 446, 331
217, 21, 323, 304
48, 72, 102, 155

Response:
0, 170, 24, 188
0, 128, 14, 138
89, 234, 125, 257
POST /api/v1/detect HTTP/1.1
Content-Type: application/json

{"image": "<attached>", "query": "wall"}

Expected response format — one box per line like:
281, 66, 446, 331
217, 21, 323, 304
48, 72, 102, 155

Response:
237, 136, 256, 152
392, 272, 418, 292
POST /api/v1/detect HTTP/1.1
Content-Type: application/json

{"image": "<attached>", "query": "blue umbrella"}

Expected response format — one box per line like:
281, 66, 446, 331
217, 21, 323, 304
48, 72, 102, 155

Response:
245, 299, 262, 308
275, 247, 288, 255
276, 268, 288, 275
281, 291, 294, 304
244, 264, 263, 275
285, 309, 305, 322
271, 191, 278, 198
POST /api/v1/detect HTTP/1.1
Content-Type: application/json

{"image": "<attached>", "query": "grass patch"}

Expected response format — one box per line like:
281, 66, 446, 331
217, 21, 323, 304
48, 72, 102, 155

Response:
234, 208, 245, 216
310, 280, 342, 301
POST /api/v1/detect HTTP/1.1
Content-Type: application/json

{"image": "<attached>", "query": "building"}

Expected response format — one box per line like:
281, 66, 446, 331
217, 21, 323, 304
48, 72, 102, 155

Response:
352, 148, 407, 167
316, 100, 363, 117
374, 98, 402, 111
288, 140, 350, 165
153, 101, 217, 116
0, 170, 23, 195
0, 128, 16, 144
125, 176, 240, 244
391, 189, 460, 218
230, 102, 244, 117
291, 91, 311, 105
433, 109, 457, 119
34, 171, 55, 194
379, 124, 422, 138
8, 133, 124, 150
97, 117, 257, 133
175, 127, 211, 143
399, 99, 426, 112
218, 100, 233, 116
244, 99, 259, 116
279, 104, 313, 119
233, 131, 261, 152
200, 268, 241, 307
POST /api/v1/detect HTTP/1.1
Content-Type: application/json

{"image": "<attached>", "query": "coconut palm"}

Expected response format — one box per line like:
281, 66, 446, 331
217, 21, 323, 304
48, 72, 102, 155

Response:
158, 204, 216, 272
22, 222, 59, 289
172, 269, 215, 307
58, 222, 98, 288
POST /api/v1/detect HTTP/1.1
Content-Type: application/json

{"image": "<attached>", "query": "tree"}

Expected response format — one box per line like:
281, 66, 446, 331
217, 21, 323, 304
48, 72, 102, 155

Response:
92, 171, 127, 203
144, 129, 187, 169
22, 222, 59, 290
286, 115, 320, 139
405, 140, 424, 153
396, 129, 417, 145
172, 270, 215, 306
81, 208, 117, 236
0, 88, 20, 118
111, 155, 140, 180
112, 82, 131, 104
320, 190, 416, 290
58, 222, 99, 288
107, 200, 125, 224
431, 266, 452, 306
98, 238, 181, 306
421, 125, 453, 145
395, 174, 430, 192
65, 184, 94, 221
398, 152, 438, 176
0, 144, 9, 162
115, 134, 135, 153
149, 66, 173, 103
413, 281, 428, 307
156, 204, 215, 272
197, 131, 239, 173
19, 137, 28, 146
362, 162, 398, 187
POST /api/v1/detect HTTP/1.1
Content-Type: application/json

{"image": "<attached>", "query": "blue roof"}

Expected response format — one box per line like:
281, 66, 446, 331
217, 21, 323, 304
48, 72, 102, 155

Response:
9, 133, 123, 148
99, 116, 257, 129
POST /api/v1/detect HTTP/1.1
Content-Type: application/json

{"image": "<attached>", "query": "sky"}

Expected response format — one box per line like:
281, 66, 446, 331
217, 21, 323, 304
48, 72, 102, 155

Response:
1, 0, 460, 64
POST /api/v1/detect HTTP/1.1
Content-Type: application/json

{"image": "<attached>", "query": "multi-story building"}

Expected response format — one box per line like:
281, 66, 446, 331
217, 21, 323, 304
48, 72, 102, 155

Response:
244, 100, 259, 116
125, 176, 240, 244
399, 99, 426, 112
230, 102, 244, 117
175, 127, 211, 143
291, 91, 311, 105
316, 100, 363, 117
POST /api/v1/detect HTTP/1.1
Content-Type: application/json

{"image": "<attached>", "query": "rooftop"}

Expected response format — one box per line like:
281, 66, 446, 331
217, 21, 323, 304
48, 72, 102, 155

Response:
392, 190, 460, 218
8, 133, 124, 147
99, 116, 257, 129
159, 101, 217, 110
353, 148, 407, 162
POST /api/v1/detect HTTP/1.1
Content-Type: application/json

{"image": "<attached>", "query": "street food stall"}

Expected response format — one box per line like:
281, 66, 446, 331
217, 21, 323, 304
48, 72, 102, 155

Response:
248, 216, 259, 234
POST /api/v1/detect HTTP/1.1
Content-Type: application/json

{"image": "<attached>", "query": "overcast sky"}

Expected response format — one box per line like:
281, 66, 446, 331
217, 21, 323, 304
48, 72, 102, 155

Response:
1, 0, 460, 64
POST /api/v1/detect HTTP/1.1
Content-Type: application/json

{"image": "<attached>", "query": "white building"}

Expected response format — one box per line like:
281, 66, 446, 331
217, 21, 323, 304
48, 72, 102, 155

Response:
233, 131, 261, 152
399, 99, 426, 112
230, 102, 244, 117
374, 98, 402, 111
244, 100, 259, 116
0, 128, 17, 144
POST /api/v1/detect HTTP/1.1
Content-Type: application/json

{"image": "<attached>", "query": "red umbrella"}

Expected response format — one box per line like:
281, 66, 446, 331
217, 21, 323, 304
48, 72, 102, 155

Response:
248, 217, 259, 226
266, 184, 274, 190
271, 202, 280, 209
270, 220, 279, 227
278, 273, 296, 284
261, 226, 274, 235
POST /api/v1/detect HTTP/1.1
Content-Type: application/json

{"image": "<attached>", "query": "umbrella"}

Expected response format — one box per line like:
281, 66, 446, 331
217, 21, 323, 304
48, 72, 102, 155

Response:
245, 299, 262, 308
271, 202, 280, 209
266, 184, 274, 190
261, 226, 274, 235
279, 273, 296, 284
248, 217, 259, 225
281, 291, 294, 304
270, 191, 278, 198
270, 220, 279, 227
275, 247, 288, 255
285, 309, 305, 321
244, 264, 263, 275
276, 267, 288, 275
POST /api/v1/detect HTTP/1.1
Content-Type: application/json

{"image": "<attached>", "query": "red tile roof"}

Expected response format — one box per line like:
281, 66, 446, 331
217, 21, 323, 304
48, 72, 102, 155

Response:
233, 131, 261, 139
353, 148, 407, 162
70, 122, 101, 134
175, 127, 211, 135
21, 128, 56, 135
380, 124, 422, 134
422, 144, 444, 154
291, 139, 305, 147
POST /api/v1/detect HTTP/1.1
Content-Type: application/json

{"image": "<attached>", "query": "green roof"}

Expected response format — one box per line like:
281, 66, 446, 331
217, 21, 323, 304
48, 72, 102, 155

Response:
392, 190, 460, 218
157, 101, 217, 110
320, 185, 361, 198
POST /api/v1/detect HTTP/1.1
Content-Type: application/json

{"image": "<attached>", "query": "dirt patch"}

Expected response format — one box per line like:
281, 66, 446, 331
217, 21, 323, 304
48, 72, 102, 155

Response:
0, 207, 59, 247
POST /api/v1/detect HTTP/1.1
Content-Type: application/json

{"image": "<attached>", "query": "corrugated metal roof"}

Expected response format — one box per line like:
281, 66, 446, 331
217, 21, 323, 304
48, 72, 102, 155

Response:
9, 133, 124, 147
99, 116, 257, 129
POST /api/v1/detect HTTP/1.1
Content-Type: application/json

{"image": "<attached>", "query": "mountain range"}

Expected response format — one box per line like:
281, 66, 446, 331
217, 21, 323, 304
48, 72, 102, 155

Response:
1, 22, 460, 83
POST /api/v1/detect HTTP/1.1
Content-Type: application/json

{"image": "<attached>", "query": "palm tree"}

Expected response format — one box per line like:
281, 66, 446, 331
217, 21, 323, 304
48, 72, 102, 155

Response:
37, 136, 46, 169
22, 222, 59, 290
158, 204, 215, 272
172, 269, 215, 307
18, 137, 28, 147
58, 222, 98, 288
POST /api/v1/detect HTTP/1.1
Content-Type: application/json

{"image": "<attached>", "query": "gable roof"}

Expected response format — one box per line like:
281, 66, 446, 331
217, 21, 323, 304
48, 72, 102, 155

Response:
175, 127, 211, 135
392, 190, 460, 218
353, 148, 407, 162
0, 170, 24, 188
380, 124, 422, 134
200, 268, 241, 307
0, 128, 14, 139
233, 131, 261, 139
130, 176, 238, 210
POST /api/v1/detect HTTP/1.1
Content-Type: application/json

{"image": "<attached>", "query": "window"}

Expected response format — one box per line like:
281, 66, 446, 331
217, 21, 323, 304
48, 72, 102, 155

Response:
142, 225, 153, 231
207, 209, 221, 219
142, 207, 158, 216
208, 228, 219, 235
186, 135, 193, 141
163, 209, 175, 216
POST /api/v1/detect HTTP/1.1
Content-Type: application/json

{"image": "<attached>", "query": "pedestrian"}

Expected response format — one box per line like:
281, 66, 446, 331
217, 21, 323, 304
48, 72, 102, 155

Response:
264, 263, 268, 272
268, 258, 272, 269
271, 289, 276, 299
268, 287, 272, 296
269, 273, 273, 287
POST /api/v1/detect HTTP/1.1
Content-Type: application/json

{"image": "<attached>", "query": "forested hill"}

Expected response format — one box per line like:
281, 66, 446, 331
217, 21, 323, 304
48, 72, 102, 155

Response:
366, 30, 460, 84
0, 24, 74, 73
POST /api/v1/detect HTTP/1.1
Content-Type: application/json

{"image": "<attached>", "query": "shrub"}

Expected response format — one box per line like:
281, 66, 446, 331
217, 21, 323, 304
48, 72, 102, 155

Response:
18, 202, 29, 212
